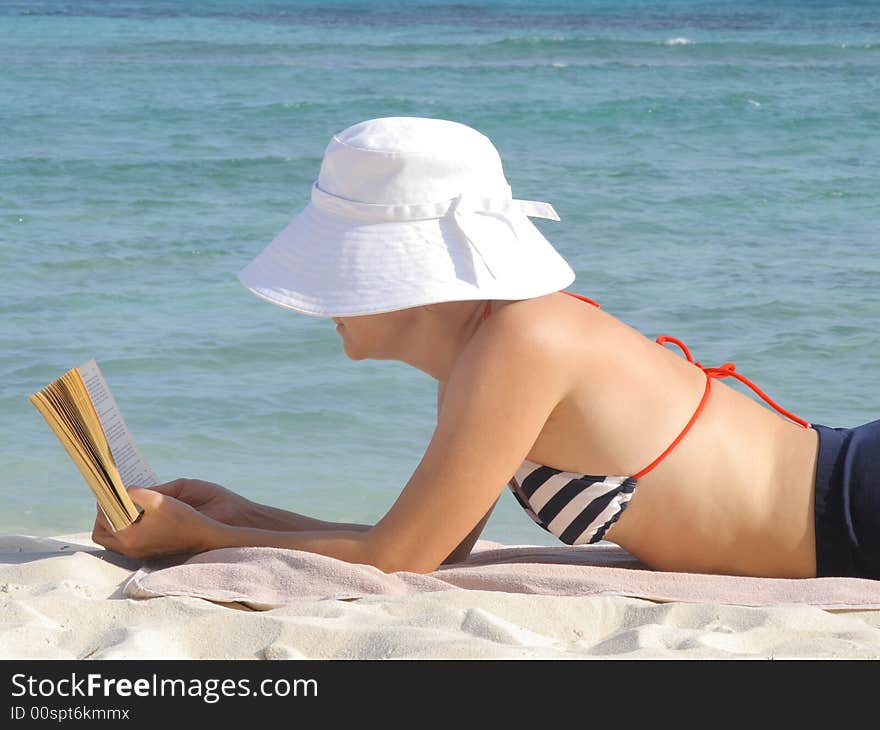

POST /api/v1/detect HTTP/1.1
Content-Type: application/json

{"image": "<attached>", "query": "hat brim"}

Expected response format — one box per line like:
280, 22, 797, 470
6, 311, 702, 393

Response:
237, 202, 576, 318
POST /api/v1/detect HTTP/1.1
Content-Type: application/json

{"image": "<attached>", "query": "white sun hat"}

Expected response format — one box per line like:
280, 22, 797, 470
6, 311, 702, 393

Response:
237, 116, 576, 317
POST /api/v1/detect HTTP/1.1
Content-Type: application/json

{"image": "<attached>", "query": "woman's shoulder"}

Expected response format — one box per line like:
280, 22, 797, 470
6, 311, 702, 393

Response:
450, 292, 601, 403
480, 291, 611, 356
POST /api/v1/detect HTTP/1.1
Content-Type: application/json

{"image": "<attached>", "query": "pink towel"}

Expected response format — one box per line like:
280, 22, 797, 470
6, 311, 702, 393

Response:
123, 540, 880, 610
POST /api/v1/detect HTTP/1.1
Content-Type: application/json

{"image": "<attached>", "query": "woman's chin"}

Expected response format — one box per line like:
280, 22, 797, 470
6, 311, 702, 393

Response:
340, 341, 366, 361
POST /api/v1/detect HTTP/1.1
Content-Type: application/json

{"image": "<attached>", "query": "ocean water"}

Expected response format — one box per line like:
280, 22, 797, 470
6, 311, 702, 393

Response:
2, 1, 878, 543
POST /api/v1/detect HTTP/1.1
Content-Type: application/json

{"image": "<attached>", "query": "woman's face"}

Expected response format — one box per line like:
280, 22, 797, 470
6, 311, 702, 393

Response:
332, 308, 419, 361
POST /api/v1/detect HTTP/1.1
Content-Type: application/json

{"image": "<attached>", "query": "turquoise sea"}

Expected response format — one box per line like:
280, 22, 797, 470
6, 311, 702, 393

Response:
2, 0, 878, 543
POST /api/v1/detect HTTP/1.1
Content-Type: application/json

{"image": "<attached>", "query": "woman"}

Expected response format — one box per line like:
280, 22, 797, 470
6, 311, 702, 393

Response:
92, 116, 880, 580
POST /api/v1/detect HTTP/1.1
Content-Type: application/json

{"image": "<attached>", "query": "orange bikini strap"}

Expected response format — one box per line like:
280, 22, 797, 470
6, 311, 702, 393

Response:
632, 335, 811, 480
631, 363, 714, 480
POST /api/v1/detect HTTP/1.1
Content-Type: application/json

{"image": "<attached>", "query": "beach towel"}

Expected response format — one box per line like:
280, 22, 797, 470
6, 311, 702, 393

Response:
123, 540, 880, 611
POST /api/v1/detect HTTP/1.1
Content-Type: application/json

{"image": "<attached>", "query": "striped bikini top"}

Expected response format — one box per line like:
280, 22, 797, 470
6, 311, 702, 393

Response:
484, 291, 810, 546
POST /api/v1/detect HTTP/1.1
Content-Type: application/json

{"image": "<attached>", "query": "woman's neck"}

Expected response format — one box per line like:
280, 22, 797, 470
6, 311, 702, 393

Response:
397, 300, 494, 381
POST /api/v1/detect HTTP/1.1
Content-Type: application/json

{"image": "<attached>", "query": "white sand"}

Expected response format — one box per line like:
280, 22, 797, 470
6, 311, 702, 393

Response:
3, 533, 880, 659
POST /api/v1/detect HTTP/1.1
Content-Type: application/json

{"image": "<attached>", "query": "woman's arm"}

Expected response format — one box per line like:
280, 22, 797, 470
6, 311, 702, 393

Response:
228, 499, 371, 533
434, 379, 496, 564
214, 313, 567, 570
141, 478, 372, 532
225, 497, 488, 565
94, 313, 569, 572
141, 472, 487, 563
104, 477, 488, 565
95, 478, 498, 566
356, 314, 570, 573
441, 497, 497, 564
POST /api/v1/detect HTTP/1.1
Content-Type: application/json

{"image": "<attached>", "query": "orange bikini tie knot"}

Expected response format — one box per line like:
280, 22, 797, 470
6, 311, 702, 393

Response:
631, 335, 809, 480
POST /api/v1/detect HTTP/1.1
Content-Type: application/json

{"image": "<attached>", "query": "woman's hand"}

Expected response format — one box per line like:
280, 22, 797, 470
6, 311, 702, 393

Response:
91, 487, 225, 560
146, 478, 258, 526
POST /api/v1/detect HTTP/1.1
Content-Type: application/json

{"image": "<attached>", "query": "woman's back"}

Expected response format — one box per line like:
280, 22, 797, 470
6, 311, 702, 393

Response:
476, 291, 820, 578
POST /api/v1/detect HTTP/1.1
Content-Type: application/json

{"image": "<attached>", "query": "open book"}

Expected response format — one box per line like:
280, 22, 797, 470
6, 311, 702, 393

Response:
28, 360, 159, 531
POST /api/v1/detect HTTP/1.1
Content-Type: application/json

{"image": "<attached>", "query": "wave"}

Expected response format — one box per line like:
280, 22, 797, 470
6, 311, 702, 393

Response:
32, 36, 878, 66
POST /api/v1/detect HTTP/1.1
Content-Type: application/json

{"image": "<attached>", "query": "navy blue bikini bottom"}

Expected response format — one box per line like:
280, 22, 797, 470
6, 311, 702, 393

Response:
813, 419, 880, 579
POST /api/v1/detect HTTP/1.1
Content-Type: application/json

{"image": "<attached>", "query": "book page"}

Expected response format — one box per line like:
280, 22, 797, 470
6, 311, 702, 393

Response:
77, 360, 160, 488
